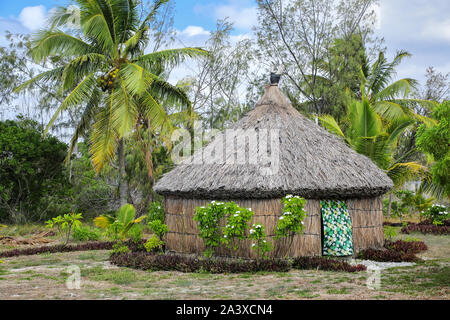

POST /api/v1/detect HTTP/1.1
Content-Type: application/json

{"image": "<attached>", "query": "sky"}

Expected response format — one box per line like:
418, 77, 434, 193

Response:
0, 0, 449, 87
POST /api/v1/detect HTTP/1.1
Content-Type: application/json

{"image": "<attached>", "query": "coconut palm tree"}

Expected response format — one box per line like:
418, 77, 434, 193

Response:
320, 98, 426, 187
15, 0, 207, 206
359, 50, 437, 124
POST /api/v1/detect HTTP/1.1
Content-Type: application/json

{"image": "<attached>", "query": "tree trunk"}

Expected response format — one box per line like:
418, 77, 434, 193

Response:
118, 138, 129, 207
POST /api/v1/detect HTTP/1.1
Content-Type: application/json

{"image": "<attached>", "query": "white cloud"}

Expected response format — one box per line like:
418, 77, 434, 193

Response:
179, 26, 210, 37
421, 19, 450, 43
18, 5, 47, 31
213, 5, 257, 30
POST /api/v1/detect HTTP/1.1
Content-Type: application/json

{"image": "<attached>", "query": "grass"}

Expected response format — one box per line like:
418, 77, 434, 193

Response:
0, 218, 448, 300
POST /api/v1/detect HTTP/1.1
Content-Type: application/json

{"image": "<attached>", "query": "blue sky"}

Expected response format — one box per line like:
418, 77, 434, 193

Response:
0, 0, 449, 86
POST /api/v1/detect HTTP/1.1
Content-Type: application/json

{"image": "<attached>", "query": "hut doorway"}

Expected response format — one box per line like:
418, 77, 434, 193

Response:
320, 200, 354, 256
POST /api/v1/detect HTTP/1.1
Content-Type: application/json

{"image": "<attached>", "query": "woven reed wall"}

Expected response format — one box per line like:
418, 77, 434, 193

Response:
347, 197, 384, 252
164, 196, 384, 258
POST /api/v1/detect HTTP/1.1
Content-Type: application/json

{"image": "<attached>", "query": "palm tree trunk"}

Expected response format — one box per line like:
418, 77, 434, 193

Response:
118, 138, 129, 207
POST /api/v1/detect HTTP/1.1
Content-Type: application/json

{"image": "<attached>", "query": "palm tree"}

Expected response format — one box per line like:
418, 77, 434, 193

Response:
359, 50, 437, 124
15, 0, 207, 206
320, 98, 427, 216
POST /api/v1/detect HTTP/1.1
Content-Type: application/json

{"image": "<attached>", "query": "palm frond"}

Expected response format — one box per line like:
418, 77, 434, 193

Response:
45, 73, 97, 133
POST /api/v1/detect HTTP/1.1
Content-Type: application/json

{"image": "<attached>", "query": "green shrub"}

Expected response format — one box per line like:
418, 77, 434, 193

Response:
421, 204, 449, 225
46, 213, 83, 245
147, 202, 164, 222
72, 225, 101, 242
144, 235, 164, 253
148, 220, 168, 240
275, 195, 307, 239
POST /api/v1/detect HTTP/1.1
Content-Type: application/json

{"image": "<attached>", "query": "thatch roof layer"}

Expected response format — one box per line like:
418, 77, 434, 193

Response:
154, 84, 393, 199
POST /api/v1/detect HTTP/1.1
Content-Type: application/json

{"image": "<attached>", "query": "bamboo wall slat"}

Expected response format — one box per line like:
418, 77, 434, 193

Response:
164, 196, 384, 258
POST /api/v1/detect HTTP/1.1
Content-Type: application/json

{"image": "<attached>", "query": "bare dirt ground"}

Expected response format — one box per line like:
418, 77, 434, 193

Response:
0, 230, 448, 300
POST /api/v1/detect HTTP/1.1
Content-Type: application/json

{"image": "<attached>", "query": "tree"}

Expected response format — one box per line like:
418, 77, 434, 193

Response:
420, 66, 450, 103
0, 117, 71, 223
15, 0, 207, 207
416, 101, 450, 199
358, 50, 437, 124
253, 0, 380, 116
179, 19, 253, 131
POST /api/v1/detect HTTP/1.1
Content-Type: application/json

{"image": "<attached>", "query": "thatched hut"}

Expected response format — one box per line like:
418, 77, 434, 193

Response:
154, 75, 393, 258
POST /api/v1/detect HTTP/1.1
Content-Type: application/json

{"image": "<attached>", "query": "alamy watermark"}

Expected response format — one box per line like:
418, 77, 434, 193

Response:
65, 265, 81, 290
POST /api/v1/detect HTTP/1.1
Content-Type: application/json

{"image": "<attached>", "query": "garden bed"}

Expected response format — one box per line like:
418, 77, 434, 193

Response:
401, 221, 450, 235
109, 251, 368, 273
0, 241, 116, 258
357, 240, 428, 262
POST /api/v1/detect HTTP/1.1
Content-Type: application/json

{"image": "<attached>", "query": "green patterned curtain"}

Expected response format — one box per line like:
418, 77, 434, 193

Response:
320, 200, 354, 256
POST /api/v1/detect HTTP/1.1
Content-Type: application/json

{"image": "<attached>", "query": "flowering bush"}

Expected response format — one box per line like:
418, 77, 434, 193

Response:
248, 224, 272, 259
275, 195, 307, 239
147, 201, 164, 222
420, 204, 449, 226
222, 203, 254, 249
194, 201, 228, 257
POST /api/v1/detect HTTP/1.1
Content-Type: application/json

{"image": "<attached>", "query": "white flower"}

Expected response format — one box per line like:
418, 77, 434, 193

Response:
279, 216, 284, 220
236, 211, 240, 213
224, 235, 227, 238
250, 229, 255, 234
286, 195, 292, 198
301, 221, 304, 225
231, 226, 235, 229
248, 208, 252, 211
263, 240, 266, 243
255, 224, 262, 228
211, 201, 216, 204
252, 243, 256, 247
233, 214, 239, 217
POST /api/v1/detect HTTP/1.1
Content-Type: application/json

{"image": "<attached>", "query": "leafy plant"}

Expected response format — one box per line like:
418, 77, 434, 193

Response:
94, 204, 145, 240
111, 243, 130, 255
72, 225, 102, 242
147, 202, 165, 222
194, 201, 228, 257
275, 195, 307, 239
384, 226, 398, 240
221, 203, 254, 249
46, 213, 83, 245
144, 236, 164, 253
248, 224, 272, 260
420, 204, 449, 226
148, 219, 169, 240
110, 252, 291, 273
292, 257, 366, 273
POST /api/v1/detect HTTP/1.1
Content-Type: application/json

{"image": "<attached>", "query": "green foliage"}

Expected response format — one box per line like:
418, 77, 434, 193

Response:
0, 117, 71, 223
416, 101, 450, 198
222, 204, 254, 249
384, 226, 398, 240
148, 219, 169, 240
46, 213, 83, 245
275, 195, 307, 239
147, 202, 165, 222
420, 204, 449, 226
144, 235, 164, 253
72, 225, 102, 242
94, 204, 145, 240
111, 242, 130, 255
248, 224, 272, 259
194, 201, 228, 257
69, 142, 115, 217
320, 99, 425, 188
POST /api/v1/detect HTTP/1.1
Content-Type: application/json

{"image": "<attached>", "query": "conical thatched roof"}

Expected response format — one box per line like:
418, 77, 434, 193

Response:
154, 83, 393, 199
